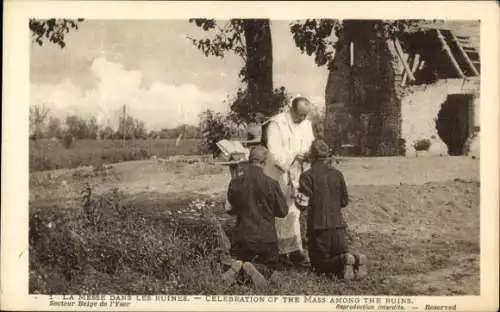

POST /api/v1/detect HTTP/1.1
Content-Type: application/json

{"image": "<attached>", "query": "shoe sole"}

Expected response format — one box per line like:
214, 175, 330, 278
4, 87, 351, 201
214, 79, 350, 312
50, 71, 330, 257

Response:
343, 254, 355, 280
242, 262, 269, 288
221, 270, 238, 286
354, 254, 367, 280
221, 260, 243, 286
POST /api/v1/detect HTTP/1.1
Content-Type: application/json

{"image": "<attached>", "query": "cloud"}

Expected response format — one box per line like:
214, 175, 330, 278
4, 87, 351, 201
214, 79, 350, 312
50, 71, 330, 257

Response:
30, 57, 229, 130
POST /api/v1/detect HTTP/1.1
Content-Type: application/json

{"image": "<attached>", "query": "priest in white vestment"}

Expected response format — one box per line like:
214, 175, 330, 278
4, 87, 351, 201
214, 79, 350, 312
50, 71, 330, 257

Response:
263, 97, 315, 266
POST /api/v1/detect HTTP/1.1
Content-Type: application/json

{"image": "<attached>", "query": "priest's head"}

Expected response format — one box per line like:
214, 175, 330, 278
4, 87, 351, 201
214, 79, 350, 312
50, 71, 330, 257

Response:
290, 96, 311, 124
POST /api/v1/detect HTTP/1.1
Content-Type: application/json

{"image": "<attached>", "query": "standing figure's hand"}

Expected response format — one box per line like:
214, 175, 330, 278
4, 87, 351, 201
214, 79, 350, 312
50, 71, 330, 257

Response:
295, 153, 306, 162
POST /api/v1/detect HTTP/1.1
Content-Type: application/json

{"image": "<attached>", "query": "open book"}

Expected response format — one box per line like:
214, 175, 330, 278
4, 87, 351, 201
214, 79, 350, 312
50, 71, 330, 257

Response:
216, 139, 249, 159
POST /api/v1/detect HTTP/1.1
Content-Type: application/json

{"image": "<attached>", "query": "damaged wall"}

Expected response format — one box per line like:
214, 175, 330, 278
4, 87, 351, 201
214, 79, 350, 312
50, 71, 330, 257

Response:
324, 22, 479, 157
400, 78, 479, 156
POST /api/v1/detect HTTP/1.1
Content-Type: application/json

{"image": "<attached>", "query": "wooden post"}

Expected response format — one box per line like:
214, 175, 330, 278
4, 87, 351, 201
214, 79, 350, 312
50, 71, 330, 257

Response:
350, 41, 354, 66
393, 38, 416, 82
450, 32, 479, 76
401, 54, 412, 86
401, 54, 409, 86
411, 53, 421, 74
435, 29, 465, 78
401, 54, 421, 86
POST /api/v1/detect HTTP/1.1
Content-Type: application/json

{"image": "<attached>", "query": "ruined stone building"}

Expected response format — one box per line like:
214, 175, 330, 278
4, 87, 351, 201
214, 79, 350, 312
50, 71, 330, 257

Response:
324, 20, 480, 157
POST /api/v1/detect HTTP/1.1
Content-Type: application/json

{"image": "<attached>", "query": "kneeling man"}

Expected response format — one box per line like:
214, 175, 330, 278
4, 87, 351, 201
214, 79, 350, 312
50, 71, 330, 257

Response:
296, 140, 367, 280
223, 146, 289, 287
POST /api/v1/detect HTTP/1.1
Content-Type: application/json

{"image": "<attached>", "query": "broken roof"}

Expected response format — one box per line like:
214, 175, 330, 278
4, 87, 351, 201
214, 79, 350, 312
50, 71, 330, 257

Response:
394, 20, 481, 82
417, 20, 480, 53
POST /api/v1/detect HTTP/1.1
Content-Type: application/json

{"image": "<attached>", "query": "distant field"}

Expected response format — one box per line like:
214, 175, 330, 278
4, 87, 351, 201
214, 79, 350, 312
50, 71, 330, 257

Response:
29, 138, 202, 172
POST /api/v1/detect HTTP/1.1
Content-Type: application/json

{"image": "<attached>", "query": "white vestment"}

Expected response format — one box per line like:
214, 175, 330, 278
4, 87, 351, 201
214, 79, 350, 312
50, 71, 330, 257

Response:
263, 110, 315, 254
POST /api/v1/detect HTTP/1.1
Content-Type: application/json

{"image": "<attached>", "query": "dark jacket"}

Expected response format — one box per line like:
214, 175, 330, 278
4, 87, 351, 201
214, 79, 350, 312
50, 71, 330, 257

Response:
298, 160, 349, 230
227, 165, 288, 245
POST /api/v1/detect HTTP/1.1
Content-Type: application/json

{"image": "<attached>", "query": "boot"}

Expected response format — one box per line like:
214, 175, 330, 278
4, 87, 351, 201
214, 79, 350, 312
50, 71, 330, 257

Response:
221, 260, 243, 286
242, 262, 269, 288
278, 254, 293, 267
354, 253, 367, 280
340, 253, 355, 281
289, 250, 311, 268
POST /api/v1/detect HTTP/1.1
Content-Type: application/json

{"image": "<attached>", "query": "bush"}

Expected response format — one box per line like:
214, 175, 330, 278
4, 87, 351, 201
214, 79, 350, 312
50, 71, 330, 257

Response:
30, 154, 56, 171
198, 110, 233, 157
29, 186, 226, 294
397, 138, 406, 156
62, 132, 76, 149
414, 138, 431, 151
228, 86, 290, 124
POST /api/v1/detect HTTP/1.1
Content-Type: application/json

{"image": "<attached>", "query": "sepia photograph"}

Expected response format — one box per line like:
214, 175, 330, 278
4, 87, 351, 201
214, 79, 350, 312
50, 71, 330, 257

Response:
28, 17, 481, 296
2, 1, 499, 311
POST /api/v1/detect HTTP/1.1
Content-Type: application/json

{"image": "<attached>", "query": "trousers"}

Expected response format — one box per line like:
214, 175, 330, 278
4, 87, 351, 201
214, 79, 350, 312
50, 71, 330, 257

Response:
308, 228, 349, 275
215, 222, 282, 279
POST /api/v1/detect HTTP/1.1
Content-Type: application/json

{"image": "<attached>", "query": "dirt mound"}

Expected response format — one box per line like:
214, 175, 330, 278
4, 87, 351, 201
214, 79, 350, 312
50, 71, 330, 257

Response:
344, 180, 479, 240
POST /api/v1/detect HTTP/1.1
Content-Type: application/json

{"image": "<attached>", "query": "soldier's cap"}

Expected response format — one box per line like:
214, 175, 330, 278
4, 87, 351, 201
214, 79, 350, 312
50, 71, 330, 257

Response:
249, 145, 268, 163
245, 123, 262, 144
310, 139, 331, 158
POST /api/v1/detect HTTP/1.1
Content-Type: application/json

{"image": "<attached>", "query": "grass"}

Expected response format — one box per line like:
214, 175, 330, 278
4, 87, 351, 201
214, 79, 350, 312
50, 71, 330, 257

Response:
29, 138, 203, 172
29, 179, 480, 296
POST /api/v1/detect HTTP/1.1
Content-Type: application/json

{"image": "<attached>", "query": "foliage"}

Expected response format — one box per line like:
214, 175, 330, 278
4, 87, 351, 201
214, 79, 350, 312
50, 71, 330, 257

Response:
413, 138, 432, 151
290, 19, 342, 69
99, 126, 115, 140
117, 116, 148, 140
29, 186, 226, 294
86, 116, 99, 140
62, 132, 76, 149
197, 110, 237, 157
189, 19, 275, 120
65, 115, 94, 140
290, 19, 424, 69
46, 116, 63, 139
397, 138, 407, 156
227, 86, 290, 125
158, 124, 200, 140
32, 112, 194, 141
188, 19, 247, 80
30, 18, 84, 48
30, 104, 50, 140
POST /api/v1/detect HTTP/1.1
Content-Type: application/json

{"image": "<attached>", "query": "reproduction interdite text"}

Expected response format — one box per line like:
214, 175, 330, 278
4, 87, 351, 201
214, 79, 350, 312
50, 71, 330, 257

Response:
45, 294, 454, 311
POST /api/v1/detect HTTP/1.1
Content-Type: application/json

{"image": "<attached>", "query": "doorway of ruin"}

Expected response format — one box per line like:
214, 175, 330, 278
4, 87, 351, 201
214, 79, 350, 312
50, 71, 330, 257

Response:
435, 93, 474, 156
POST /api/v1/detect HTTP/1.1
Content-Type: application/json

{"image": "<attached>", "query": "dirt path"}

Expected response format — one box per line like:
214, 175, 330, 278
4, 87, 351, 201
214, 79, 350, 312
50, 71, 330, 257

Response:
30, 156, 479, 200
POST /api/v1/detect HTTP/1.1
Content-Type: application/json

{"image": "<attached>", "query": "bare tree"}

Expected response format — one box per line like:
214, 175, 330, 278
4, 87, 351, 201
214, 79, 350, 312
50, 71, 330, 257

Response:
29, 104, 50, 140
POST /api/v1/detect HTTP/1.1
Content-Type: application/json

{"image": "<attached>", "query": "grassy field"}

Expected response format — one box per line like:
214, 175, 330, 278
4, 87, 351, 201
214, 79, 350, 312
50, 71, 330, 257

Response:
29, 156, 480, 295
29, 138, 203, 172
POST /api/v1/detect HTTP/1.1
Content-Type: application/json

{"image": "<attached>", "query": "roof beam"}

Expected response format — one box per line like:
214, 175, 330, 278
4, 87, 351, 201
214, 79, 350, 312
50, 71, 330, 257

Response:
449, 32, 480, 76
435, 29, 465, 78
403, 53, 422, 86
393, 38, 416, 82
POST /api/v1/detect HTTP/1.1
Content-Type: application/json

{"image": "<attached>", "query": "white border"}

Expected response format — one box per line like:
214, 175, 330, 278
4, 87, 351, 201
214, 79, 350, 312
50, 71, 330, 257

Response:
2, 1, 499, 311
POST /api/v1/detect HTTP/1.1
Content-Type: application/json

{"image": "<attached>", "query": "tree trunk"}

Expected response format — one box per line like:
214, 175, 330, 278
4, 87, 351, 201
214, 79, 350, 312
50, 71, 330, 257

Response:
324, 20, 403, 156
243, 19, 274, 119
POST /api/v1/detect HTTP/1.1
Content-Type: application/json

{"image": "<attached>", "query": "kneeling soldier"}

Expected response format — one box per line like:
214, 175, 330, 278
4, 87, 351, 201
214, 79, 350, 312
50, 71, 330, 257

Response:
295, 140, 367, 280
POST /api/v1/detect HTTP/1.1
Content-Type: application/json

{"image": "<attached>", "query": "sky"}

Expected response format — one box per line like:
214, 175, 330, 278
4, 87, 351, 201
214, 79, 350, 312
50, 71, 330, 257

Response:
30, 20, 329, 130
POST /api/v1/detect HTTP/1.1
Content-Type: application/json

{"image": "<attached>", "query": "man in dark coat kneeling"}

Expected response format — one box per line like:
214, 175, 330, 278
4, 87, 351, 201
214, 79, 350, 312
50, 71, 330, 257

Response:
221, 145, 289, 288
295, 139, 367, 280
